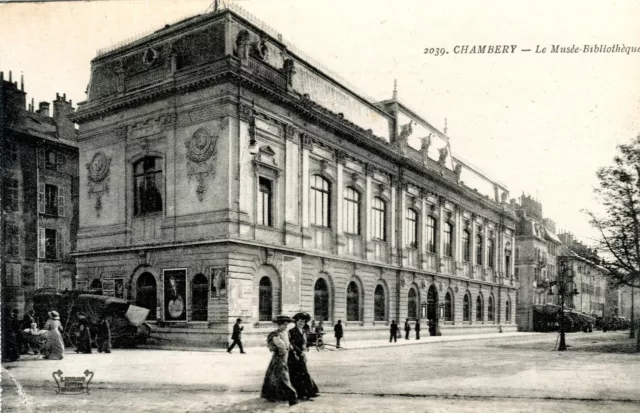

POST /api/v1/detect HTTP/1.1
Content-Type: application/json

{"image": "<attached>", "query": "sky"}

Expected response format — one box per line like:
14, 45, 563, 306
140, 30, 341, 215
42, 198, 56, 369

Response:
1, 0, 639, 246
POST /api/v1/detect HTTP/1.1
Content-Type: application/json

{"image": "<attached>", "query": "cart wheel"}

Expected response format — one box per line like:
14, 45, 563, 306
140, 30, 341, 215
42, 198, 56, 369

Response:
66, 322, 80, 347
315, 337, 324, 351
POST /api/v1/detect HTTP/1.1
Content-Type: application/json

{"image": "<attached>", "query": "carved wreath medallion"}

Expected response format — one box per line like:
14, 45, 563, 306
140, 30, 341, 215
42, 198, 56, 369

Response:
185, 128, 218, 202
86, 151, 112, 217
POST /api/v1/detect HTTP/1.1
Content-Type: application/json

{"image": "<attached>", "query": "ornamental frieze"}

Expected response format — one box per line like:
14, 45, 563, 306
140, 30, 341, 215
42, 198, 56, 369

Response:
86, 151, 112, 217
185, 127, 218, 202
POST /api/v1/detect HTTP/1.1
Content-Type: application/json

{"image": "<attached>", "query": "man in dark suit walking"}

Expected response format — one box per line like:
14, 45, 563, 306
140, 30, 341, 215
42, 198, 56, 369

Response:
334, 320, 343, 348
415, 319, 421, 340
404, 318, 411, 340
389, 320, 398, 342
227, 318, 246, 354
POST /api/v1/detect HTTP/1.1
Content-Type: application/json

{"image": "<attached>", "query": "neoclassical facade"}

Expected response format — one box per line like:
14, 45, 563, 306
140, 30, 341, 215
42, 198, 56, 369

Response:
70, 5, 518, 347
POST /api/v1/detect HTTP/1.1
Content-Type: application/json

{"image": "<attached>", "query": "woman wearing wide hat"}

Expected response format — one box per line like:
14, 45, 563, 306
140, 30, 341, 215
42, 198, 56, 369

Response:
261, 315, 298, 406
41, 311, 65, 360
288, 312, 320, 401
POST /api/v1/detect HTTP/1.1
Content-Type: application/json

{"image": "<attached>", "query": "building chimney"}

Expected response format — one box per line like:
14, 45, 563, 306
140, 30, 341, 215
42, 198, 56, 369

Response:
37, 102, 50, 117
52, 93, 77, 141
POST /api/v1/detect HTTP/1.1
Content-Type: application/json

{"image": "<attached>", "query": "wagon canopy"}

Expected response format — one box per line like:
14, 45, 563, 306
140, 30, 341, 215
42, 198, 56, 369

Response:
74, 294, 149, 326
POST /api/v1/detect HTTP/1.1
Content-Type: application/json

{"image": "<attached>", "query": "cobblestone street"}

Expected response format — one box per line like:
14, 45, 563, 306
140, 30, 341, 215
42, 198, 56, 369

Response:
3, 332, 639, 412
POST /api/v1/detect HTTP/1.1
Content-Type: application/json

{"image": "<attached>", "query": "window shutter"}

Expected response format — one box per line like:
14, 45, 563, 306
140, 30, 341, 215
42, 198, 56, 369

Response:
38, 182, 45, 214
37, 147, 45, 169
56, 230, 61, 260
38, 228, 45, 259
58, 186, 65, 217
57, 154, 66, 172
60, 228, 66, 259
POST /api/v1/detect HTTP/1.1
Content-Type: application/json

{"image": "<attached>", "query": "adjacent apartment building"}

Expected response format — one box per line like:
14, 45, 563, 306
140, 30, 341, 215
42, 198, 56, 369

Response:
69, 4, 518, 347
1, 72, 79, 316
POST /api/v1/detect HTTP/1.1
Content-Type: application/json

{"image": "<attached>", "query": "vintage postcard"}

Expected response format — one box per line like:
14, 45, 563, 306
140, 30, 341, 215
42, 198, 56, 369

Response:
1, 1, 639, 412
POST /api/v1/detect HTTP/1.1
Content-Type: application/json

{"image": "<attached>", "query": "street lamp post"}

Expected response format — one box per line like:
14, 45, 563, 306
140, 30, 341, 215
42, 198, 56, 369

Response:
548, 261, 579, 351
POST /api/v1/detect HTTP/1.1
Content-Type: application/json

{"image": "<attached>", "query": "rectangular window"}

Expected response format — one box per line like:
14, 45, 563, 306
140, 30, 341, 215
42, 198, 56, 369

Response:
343, 187, 360, 235
3, 178, 18, 211
45, 184, 59, 215
426, 216, 437, 254
44, 228, 57, 259
310, 175, 330, 228
405, 209, 417, 247
6, 139, 18, 161
257, 177, 273, 226
371, 197, 386, 241
6, 225, 19, 257
134, 157, 164, 215
462, 230, 470, 262
443, 222, 453, 257
5, 263, 22, 287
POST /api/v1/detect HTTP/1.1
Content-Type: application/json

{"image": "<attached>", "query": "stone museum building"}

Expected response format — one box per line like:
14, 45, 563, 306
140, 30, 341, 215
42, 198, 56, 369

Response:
70, 4, 518, 346
1, 72, 79, 315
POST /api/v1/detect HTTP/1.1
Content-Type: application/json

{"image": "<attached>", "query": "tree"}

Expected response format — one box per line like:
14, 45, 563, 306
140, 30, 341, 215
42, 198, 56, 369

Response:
588, 135, 640, 350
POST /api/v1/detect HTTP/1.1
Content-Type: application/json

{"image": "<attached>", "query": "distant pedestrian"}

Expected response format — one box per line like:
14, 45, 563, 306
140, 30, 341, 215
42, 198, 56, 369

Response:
428, 319, 436, 336
97, 317, 112, 353
75, 313, 92, 354
404, 318, 411, 340
334, 320, 343, 348
389, 320, 398, 343
315, 321, 324, 334
415, 319, 421, 340
227, 318, 246, 354
2, 308, 20, 362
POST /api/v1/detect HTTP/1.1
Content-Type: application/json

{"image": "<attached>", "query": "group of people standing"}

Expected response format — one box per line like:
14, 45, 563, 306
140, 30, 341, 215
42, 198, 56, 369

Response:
389, 319, 437, 342
260, 313, 321, 406
2, 308, 113, 362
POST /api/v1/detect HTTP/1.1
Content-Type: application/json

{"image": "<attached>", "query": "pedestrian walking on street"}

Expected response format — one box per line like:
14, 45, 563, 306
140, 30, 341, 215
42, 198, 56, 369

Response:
227, 318, 246, 354
75, 313, 92, 354
334, 320, 343, 348
2, 308, 20, 362
288, 313, 320, 401
404, 318, 411, 340
389, 320, 398, 343
261, 315, 298, 406
41, 311, 65, 360
97, 317, 112, 353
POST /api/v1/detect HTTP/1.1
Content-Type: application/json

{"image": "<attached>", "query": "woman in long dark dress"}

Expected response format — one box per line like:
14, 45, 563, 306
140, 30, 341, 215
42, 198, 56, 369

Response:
96, 317, 112, 353
261, 315, 298, 406
75, 314, 92, 354
288, 313, 320, 400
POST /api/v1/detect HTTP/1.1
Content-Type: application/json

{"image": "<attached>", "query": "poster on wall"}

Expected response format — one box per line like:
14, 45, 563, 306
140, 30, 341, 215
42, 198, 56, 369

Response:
210, 267, 227, 298
114, 278, 125, 299
282, 255, 302, 312
163, 269, 187, 321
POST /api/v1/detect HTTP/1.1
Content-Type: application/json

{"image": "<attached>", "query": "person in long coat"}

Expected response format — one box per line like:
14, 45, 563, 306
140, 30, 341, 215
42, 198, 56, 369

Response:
261, 315, 298, 406
75, 314, 92, 354
96, 317, 112, 353
41, 311, 65, 360
389, 320, 398, 343
415, 319, 421, 340
288, 314, 320, 401
334, 320, 343, 348
2, 308, 20, 362
404, 318, 411, 340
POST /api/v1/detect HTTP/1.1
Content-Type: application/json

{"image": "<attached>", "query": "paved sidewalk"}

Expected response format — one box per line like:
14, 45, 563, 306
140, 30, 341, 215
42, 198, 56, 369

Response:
140, 331, 540, 353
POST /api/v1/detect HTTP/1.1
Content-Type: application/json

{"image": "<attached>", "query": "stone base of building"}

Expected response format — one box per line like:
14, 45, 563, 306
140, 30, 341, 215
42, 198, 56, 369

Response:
142, 322, 519, 349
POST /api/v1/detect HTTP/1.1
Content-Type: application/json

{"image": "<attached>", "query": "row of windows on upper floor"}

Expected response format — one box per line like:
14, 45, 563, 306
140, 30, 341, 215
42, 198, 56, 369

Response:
131, 156, 510, 266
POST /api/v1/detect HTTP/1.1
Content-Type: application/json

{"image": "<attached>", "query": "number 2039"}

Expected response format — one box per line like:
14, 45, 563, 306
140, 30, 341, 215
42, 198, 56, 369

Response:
424, 47, 446, 56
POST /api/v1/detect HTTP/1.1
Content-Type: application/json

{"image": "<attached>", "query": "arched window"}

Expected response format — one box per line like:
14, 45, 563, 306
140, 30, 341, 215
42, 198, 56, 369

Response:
476, 234, 484, 265
408, 288, 418, 320
191, 273, 208, 321
505, 299, 511, 323
444, 291, 453, 321
488, 295, 495, 322
462, 229, 471, 262
405, 209, 418, 248
90, 279, 103, 294
426, 216, 437, 253
310, 175, 331, 228
134, 156, 163, 215
371, 197, 387, 241
259, 277, 273, 321
476, 295, 483, 322
347, 281, 360, 321
314, 278, 329, 321
443, 222, 453, 258
374, 285, 386, 321
487, 238, 495, 269
136, 272, 157, 320
463, 292, 471, 322
343, 187, 361, 235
